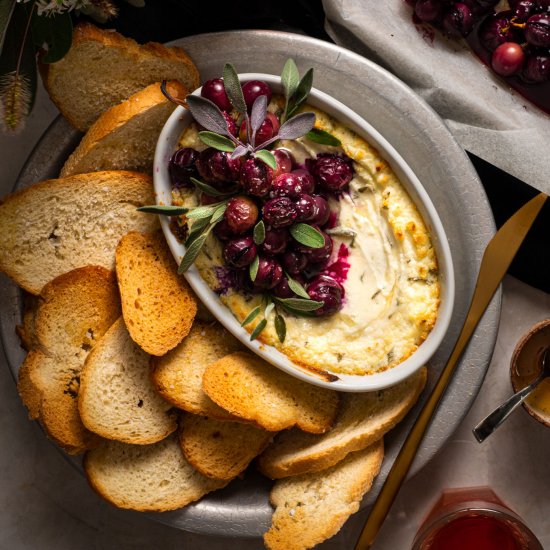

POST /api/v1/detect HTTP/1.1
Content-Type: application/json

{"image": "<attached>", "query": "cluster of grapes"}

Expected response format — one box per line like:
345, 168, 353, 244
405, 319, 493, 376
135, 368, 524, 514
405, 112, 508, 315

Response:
169, 78, 351, 317
407, 0, 550, 83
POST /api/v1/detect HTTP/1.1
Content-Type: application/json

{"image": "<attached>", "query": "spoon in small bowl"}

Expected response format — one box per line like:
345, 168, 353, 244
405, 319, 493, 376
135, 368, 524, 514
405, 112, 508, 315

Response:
473, 347, 550, 443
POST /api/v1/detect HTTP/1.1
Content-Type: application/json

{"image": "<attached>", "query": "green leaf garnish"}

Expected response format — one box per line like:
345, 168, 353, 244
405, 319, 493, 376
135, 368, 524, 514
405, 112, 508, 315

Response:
186, 201, 227, 220
249, 255, 259, 282
138, 205, 189, 215
222, 62, 247, 114
290, 223, 325, 249
281, 58, 299, 118
185, 216, 211, 247
274, 314, 287, 343
210, 203, 228, 224
190, 177, 238, 198
241, 305, 261, 327
255, 149, 278, 170
286, 68, 313, 119
198, 131, 236, 152
178, 232, 209, 273
250, 318, 267, 341
285, 273, 310, 299
306, 128, 341, 147
253, 220, 265, 245
264, 301, 275, 318
274, 297, 324, 311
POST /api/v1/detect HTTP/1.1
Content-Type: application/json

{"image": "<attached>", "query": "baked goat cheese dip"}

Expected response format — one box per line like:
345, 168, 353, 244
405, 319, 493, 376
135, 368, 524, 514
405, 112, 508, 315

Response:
172, 100, 440, 376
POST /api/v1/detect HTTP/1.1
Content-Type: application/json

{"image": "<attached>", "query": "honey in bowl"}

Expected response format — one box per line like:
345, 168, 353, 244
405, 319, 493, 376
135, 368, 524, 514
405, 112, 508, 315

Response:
510, 319, 550, 426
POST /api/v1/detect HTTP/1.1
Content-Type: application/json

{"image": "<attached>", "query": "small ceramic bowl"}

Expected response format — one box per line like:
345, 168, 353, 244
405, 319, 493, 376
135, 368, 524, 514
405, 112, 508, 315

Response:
510, 318, 550, 427
154, 73, 455, 391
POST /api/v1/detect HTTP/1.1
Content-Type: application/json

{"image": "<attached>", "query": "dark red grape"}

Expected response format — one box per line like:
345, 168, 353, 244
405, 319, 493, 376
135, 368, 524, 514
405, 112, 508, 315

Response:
293, 229, 333, 262
223, 236, 257, 268
273, 148, 295, 175
213, 219, 234, 240
491, 42, 525, 76
311, 154, 354, 193
240, 157, 273, 197
196, 148, 218, 182
208, 150, 241, 182
281, 250, 308, 275
307, 274, 344, 316
479, 11, 521, 52
261, 228, 289, 255
224, 196, 259, 234
525, 13, 550, 47
522, 54, 550, 82
513, 0, 537, 22
200, 192, 219, 205
294, 194, 316, 222
242, 80, 273, 111
254, 257, 283, 289
414, 0, 443, 22
443, 3, 474, 36
291, 169, 316, 194
201, 78, 232, 111
169, 147, 198, 188
309, 195, 331, 226
271, 172, 313, 199
272, 276, 295, 298
262, 197, 298, 228
222, 111, 238, 136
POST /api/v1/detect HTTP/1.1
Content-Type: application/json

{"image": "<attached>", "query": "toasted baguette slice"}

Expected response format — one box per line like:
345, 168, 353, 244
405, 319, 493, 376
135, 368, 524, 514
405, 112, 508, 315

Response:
179, 414, 273, 480
202, 352, 340, 433
60, 81, 186, 177
84, 435, 227, 512
258, 368, 426, 479
115, 231, 197, 356
42, 22, 199, 131
79, 318, 177, 444
17, 266, 121, 454
151, 320, 244, 420
0, 171, 158, 295
264, 440, 384, 550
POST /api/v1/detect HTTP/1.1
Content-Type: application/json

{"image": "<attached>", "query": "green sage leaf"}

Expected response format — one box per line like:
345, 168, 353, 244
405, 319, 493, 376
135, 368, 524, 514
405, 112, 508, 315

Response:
222, 62, 247, 114
290, 223, 325, 249
275, 297, 324, 312
253, 220, 265, 245
255, 149, 277, 170
178, 233, 208, 273
274, 314, 287, 343
250, 318, 267, 341
249, 255, 259, 282
198, 131, 235, 152
138, 205, 189, 215
286, 273, 310, 299
186, 201, 227, 220
185, 216, 211, 247
287, 68, 313, 119
264, 301, 275, 318
31, 11, 72, 63
278, 112, 316, 140
306, 128, 341, 147
241, 305, 261, 327
281, 58, 299, 111
210, 203, 228, 224
191, 177, 238, 198
186, 95, 231, 136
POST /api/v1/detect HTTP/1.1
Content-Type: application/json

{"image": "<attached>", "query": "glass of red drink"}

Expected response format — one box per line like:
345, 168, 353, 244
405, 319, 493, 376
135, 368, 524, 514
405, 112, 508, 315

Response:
412, 487, 543, 550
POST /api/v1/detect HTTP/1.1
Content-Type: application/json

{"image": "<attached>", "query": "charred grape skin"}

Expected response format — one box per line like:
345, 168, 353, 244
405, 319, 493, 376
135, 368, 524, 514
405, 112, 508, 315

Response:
242, 80, 273, 111
262, 197, 298, 228
240, 157, 273, 197
273, 148, 296, 175
281, 250, 308, 276
307, 274, 344, 317
443, 3, 474, 37
208, 150, 241, 182
254, 257, 283, 289
169, 147, 199, 188
525, 13, 550, 47
201, 78, 232, 111
522, 54, 550, 82
261, 228, 289, 255
491, 42, 525, 76
311, 154, 354, 193
479, 11, 521, 52
223, 236, 257, 268
224, 196, 259, 234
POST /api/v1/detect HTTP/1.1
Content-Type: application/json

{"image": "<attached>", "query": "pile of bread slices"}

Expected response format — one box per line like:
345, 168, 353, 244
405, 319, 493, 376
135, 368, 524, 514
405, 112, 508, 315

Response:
0, 23, 427, 550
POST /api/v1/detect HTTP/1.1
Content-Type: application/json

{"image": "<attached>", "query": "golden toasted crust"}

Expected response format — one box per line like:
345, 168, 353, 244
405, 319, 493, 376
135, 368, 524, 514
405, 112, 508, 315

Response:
264, 441, 384, 550
42, 22, 199, 130
16, 266, 121, 454
202, 352, 340, 433
115, 231, 197, 356
179, 414, 273, 480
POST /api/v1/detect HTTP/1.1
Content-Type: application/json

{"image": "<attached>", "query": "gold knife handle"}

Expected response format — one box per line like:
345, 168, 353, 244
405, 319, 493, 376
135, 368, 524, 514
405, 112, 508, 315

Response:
354, 192, 547, 550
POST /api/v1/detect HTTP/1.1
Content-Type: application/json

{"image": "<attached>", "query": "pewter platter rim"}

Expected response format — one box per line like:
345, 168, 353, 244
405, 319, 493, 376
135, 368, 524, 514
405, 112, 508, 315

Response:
0, 30, 500, 538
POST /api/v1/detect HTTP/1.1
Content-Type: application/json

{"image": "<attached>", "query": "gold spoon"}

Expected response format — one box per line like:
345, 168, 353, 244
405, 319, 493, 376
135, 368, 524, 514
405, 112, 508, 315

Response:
354, 192, 548, 550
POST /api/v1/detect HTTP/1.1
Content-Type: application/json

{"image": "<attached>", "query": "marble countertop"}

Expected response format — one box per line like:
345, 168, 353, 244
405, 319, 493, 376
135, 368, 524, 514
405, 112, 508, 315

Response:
1, 83, 549, 550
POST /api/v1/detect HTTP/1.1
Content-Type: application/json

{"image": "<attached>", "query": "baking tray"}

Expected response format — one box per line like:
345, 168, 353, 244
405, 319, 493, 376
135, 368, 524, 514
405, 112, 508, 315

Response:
0, 30, 500, 537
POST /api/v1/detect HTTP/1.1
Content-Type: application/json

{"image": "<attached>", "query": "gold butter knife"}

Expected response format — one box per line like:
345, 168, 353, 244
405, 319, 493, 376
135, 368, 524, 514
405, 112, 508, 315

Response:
354, 192, 548, 550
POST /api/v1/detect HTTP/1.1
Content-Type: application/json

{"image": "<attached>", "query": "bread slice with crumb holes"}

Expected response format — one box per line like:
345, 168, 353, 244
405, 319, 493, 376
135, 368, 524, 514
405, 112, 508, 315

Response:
151, 320, 244, 420
79, 318, 178, 445
17, 266, 121, 454
258, 367, 426, 479
179, 414, 273, 480
263, 440, 384, 550
202, 352, 340, 433
115, 231, 197, 356
60, 81, 187, 177
0, 170, 158, 295
84, 435, 227, 512
42, 22, 199, 131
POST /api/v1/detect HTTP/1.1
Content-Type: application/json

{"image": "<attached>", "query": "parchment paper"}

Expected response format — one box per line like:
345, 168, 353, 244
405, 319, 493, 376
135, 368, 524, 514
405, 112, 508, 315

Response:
323, 0, 550, 195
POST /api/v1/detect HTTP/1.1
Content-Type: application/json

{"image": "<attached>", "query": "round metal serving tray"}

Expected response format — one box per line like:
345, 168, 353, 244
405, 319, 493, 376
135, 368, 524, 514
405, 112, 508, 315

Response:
0, 30, 500, 537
